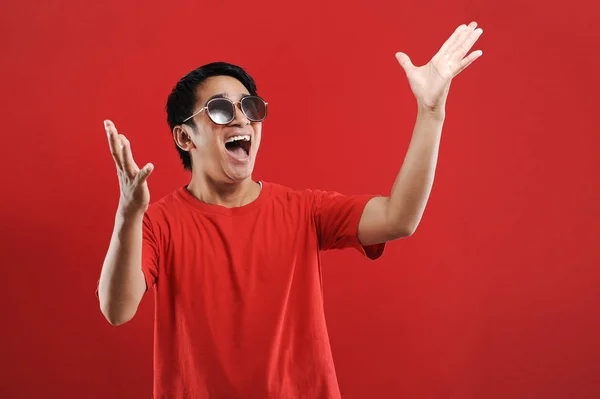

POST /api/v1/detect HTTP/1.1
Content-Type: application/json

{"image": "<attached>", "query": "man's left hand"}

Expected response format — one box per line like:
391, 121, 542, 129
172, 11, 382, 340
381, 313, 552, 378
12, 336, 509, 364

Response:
395, 21, 484, 113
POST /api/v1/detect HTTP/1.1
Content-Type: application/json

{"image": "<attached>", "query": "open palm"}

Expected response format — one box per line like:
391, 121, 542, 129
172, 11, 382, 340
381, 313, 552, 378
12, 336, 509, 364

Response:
104, 120, 154, 216
396, 21, 484, 112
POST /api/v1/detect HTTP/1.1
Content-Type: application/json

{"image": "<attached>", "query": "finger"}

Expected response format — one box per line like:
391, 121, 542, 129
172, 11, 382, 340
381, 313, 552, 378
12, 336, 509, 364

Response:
136, 163, 154, 184
447, 21, 477, 56
120, 136, 139, 176
438, 24, 467, 55
105, 120, 124, 170
395, 52, 414, 73
447, 21, 476, 55
456, 50, 483, 74
457, 28, 483, 60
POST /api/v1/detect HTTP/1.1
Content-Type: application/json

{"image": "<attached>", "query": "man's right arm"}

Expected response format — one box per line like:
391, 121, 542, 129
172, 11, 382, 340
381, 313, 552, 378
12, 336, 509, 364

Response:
98, 119, 154, 326
98, 208, 147, 326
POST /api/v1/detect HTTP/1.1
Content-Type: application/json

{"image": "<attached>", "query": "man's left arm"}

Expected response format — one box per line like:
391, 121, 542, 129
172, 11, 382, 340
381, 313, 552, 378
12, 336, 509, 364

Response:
358, 21, 484, 246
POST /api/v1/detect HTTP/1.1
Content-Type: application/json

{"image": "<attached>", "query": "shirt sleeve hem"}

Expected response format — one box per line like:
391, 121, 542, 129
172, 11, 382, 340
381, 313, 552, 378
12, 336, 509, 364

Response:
352, 195, 386, 261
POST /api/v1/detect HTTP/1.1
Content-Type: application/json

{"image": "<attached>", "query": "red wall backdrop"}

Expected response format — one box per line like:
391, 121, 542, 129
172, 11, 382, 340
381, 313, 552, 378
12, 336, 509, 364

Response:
1, 0, 599, 398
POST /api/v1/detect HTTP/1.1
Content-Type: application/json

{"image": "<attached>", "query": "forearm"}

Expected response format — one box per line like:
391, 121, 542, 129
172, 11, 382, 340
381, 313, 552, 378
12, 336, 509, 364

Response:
386, 106, 445, 235
98, 208, 147, 326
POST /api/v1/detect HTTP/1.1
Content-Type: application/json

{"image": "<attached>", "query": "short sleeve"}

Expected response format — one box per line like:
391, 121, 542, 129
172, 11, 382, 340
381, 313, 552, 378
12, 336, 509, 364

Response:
142, 212, 160, 291
313, 190, 385, 260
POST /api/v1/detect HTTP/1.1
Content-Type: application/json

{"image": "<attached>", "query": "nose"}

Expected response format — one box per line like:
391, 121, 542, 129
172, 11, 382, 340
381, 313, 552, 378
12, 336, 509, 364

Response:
229, 102, 250, 126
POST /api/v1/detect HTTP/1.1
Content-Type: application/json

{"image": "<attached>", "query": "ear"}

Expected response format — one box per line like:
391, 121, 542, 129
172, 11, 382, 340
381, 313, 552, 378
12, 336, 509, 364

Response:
173, 125, 194, 151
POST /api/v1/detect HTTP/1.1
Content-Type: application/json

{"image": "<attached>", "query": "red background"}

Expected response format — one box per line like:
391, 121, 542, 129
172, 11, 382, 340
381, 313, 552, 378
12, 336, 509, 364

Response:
1, 0, 599, 398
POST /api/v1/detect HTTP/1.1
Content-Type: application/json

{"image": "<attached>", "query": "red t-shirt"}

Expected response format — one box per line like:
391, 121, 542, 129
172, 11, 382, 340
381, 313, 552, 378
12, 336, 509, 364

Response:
140, 181, 385, 398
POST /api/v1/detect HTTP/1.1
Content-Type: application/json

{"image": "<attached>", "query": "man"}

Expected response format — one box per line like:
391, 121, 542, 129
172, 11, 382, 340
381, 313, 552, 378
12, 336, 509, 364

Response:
97, 22, 483, 399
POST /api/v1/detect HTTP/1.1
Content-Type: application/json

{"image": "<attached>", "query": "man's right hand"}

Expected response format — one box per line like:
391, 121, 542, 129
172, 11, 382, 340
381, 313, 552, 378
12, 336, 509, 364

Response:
105, 120, 154, 216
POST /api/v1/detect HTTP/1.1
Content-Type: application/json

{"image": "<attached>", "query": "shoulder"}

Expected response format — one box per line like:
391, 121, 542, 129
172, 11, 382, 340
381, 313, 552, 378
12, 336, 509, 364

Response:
145, 187, 187, 222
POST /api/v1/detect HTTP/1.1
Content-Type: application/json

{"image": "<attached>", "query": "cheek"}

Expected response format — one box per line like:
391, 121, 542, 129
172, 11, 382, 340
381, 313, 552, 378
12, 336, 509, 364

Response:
193, 129, 221, 153
204, 138, 223, 158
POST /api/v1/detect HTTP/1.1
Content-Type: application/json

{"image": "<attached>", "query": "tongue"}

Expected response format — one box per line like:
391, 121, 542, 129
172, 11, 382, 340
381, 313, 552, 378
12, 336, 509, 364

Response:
227, 146, 247, 159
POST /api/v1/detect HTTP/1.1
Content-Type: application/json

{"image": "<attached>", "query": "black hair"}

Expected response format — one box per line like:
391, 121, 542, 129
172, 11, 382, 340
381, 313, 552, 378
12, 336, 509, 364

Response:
165, 62, 258, 171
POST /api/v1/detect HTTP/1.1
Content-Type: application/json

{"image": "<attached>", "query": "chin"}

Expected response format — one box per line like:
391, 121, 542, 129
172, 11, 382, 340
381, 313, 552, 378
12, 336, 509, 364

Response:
224, 164, 255, 183
220, 150, 257, 182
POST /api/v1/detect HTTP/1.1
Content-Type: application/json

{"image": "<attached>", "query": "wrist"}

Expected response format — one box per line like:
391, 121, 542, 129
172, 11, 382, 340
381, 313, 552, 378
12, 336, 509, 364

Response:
417, 102, 445, 120
116, 201, 147, 221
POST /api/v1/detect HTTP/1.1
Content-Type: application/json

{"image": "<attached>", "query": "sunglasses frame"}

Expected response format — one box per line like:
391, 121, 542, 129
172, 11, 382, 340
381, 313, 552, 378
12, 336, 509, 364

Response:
181, 95, 268, 125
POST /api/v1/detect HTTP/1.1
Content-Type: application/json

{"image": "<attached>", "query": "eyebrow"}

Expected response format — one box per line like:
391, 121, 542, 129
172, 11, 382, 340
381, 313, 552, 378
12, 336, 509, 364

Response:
206, 93, 251, 102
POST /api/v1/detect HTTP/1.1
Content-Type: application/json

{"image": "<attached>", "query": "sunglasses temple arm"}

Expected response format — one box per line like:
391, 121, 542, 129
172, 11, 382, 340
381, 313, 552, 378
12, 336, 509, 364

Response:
182, 107, 206, 123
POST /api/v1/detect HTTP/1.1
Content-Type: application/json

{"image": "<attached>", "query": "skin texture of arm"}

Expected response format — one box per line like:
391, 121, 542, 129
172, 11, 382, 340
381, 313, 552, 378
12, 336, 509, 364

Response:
358, 21, 484, 246
98, 209, 147, 326
358, 108, 444, 246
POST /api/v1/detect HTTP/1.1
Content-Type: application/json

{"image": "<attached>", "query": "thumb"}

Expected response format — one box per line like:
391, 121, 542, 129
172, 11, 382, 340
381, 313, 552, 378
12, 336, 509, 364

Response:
395, 52, 414, 73
136, 163, 154, 183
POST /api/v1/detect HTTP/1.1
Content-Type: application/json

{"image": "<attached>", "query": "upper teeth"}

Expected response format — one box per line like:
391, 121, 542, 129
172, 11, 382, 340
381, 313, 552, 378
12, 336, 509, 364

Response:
226, 135, 250, 143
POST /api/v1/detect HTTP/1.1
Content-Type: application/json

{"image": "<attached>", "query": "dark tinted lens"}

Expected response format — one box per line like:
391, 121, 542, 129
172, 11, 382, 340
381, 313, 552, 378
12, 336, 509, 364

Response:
207, 99, 234, 124
241, 96, 267, 121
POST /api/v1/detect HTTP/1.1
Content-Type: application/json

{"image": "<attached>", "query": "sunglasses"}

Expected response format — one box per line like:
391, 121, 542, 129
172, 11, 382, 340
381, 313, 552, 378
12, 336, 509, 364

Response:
182, 95, 268, 125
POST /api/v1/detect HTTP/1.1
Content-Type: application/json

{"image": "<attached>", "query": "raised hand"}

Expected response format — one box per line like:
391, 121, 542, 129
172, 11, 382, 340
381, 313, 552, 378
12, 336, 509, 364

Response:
395, 21, 484, 112
104, 120, 154, 216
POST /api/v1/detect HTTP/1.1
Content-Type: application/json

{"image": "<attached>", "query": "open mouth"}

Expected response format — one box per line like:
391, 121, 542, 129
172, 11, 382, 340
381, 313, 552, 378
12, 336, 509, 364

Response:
225, 135, 251, 159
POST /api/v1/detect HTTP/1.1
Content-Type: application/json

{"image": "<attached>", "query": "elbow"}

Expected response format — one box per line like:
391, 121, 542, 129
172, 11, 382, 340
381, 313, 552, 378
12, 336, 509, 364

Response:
397, 227, 416, 239
102, 307, 134, 327
384, 204, 420, 240
100, 299, 136, 327
405, 221, 419, 237
390, 222, 418, 239
105, 314, 130, 327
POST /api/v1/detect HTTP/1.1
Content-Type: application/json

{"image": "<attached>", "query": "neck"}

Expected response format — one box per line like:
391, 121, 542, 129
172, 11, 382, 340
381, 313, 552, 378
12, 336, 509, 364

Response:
186, 174, 261, 208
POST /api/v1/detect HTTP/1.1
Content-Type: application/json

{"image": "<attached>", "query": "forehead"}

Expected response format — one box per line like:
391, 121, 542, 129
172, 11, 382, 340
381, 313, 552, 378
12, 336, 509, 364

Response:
195, 75, 250, 104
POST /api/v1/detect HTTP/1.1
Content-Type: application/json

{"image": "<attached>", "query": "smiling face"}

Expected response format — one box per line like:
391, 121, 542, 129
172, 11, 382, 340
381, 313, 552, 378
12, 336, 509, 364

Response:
176, 75, 263, 184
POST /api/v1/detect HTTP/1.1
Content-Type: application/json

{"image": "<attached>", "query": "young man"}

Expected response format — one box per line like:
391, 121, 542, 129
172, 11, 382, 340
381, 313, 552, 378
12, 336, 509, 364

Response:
97, 22, 483, 399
